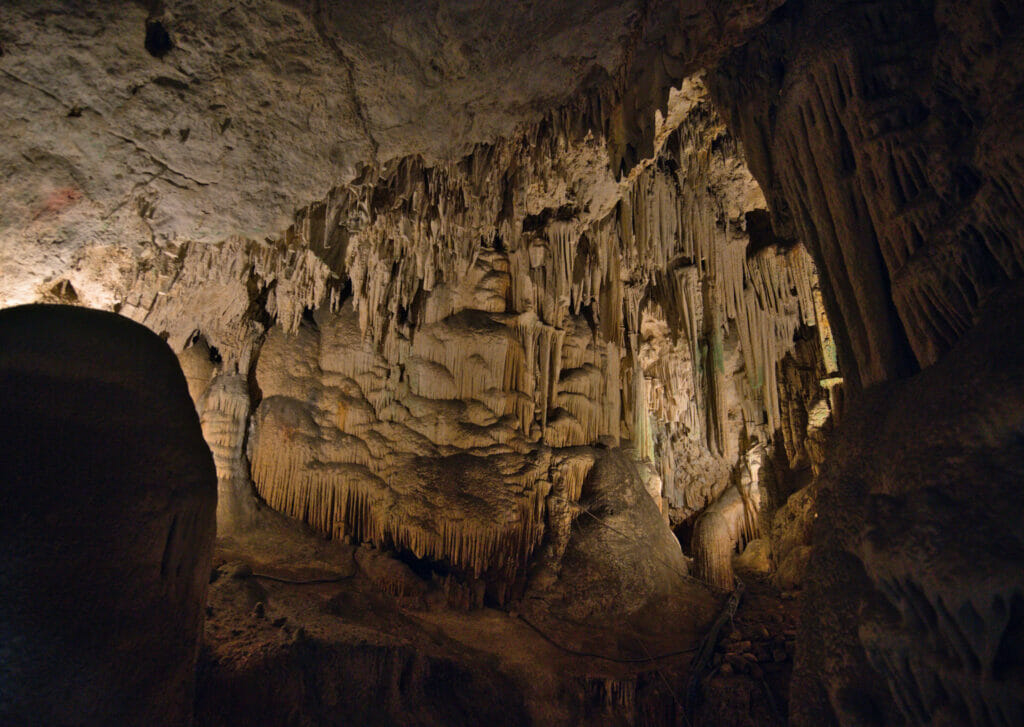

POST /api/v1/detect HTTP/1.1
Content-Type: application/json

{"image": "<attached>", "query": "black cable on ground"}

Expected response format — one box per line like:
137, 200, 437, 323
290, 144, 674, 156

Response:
684, 577, 745, 715
634, 635, 693, 727
250, 572, 355, 585
516, 613, 700, 663
759, 675, 783, 725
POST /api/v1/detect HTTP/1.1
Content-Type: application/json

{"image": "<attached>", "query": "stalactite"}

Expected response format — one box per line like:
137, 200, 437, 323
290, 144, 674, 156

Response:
172, 71, 841, 603
122, 236, 334, 367
633, 362, 655, 463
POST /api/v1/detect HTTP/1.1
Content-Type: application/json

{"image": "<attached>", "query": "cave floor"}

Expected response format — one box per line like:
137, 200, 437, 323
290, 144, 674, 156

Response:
196, 512, 798, 727
704, 569, 799, 726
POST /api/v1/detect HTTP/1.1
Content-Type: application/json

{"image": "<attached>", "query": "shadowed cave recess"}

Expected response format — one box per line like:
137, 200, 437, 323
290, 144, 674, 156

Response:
0, 0, 1022, 725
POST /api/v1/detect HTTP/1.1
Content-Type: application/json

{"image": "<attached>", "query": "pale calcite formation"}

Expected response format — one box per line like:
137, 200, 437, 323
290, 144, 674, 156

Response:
230, 89, 833, 600
8, 67, 837, 600
247, 305, 590, 602
178, 339, 258, 532
691, 444, 766, 589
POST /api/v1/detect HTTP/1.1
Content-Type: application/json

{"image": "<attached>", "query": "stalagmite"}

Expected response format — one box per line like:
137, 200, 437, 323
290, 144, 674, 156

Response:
199, 373, 257, 533
691, 445, 766, 589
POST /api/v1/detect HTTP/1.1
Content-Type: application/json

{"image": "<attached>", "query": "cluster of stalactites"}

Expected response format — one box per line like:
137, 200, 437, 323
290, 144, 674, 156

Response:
121, 237, 333, 367
621, 130, 827, 482
633, 241, 825, 518
277, 91, 827, 465
114, 65, 836, 479
248, 413, 598, 595
151, 73, 838, 574
735, 244, 820, 433
342, 101, 730, 350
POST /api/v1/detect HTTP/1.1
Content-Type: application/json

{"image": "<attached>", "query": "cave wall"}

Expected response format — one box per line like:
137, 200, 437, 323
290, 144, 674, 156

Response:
710, 0, 1024, 390
789, 286, 1024, 727
160, 84, 835, 604
0, 0, 837, 602
710, 1, 1024, 724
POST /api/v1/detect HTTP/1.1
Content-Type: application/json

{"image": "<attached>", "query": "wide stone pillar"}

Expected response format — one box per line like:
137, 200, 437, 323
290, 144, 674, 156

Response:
0, 305, 217, 726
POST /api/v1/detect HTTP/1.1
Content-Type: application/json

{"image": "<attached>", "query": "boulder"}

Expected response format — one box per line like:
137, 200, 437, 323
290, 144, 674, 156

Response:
0, 305, 217, 726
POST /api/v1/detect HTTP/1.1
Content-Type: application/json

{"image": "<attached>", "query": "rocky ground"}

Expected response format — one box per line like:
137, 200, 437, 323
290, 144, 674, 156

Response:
694, 567, 800, 727
195, 512, 801, 727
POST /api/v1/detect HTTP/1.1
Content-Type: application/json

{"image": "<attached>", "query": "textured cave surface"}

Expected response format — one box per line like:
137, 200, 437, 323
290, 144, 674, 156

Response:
0, 0, 782, 309
1, 0, 1023, 725
0, 305, 216, 726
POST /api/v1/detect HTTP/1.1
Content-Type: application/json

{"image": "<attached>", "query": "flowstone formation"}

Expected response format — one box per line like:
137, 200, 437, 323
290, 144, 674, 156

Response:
143, 78, 836, 609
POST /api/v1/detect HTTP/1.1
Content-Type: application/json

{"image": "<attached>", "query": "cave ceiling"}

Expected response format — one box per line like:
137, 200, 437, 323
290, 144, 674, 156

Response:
0, 0, 781, 308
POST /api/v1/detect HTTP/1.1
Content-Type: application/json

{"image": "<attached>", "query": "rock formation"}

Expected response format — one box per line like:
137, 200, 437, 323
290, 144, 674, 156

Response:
66, 65, 834, 614
0, 305, 216, 726
710, 0, 1024, 724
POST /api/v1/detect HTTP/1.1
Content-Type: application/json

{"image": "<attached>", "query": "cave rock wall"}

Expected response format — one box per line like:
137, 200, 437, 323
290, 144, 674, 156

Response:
167, 84, 836, 602
711, 1, 1024, 723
